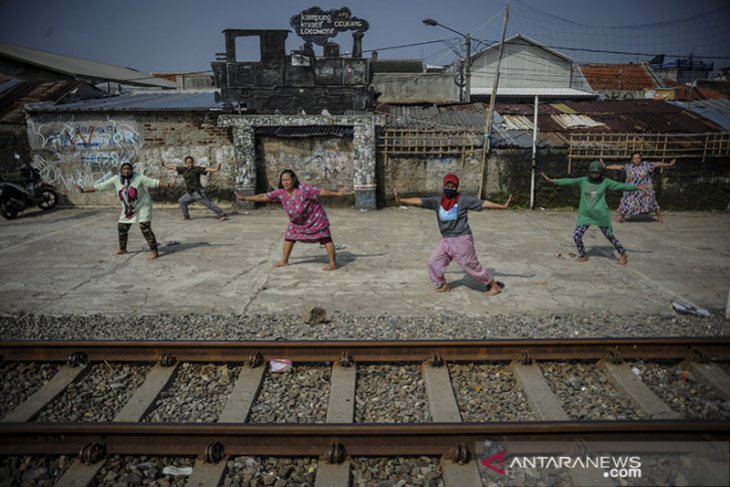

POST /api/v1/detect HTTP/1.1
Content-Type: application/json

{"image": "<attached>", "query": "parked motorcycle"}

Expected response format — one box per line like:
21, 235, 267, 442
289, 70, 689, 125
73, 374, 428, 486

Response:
0, 154, 58, 219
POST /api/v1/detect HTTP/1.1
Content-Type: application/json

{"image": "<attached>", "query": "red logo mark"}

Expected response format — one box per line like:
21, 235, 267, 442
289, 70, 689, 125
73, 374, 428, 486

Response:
481, 450, 506, 475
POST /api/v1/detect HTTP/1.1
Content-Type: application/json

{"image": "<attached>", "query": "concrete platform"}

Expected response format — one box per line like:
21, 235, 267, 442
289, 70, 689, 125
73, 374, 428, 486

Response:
0, 206, 728, 317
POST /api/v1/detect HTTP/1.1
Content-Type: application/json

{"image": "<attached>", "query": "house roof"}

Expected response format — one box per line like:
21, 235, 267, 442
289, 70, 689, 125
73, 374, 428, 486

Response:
669, 99, 730, 131
471, 87, 596, 98
0, 43, 176, 89
25, 90, 223, 112
0, 78, 88, 124
473, 33, 573, 63
578, 64, 658, 91
378, 99, 724, 149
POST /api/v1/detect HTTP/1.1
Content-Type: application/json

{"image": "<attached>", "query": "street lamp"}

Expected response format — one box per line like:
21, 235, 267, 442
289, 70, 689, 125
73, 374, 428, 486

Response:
422, 18, 472, 103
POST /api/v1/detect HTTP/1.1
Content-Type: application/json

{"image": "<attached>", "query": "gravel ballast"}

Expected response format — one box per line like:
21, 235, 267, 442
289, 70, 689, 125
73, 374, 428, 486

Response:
540, 361, 647, 420
1, 312, 727, 341
35, 363, 149, 422
0, 362, 58, 419
248, 365, 330, 423
449, 363, 536, 422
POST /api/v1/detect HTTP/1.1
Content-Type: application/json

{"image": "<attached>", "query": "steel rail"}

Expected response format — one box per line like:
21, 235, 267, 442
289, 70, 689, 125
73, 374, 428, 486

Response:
0, 421, 728, 457
1, 338, 729, 363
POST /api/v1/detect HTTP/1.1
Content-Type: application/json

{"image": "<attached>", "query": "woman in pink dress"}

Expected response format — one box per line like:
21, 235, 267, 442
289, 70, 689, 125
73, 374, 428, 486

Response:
235, 169, 350, 271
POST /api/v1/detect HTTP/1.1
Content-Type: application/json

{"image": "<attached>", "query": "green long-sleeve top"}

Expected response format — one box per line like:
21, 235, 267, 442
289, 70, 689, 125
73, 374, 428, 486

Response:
554, 177, 637, 232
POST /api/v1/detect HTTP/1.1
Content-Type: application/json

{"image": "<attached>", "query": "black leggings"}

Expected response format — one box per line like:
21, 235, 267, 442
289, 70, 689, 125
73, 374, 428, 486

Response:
573, 225, 625, 257
118, 222, 157, 251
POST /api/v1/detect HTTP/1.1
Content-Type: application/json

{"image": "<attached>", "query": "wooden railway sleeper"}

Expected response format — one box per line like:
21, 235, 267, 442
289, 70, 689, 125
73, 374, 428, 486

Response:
204, 441, 225, 463
248, 351, 264, 368
445, 443, 471, 464
339, 351, 354, 367
67, 352, 88, 367
159, 353, 177, 366
325, 441, 346, 464
79, 442, 106, 465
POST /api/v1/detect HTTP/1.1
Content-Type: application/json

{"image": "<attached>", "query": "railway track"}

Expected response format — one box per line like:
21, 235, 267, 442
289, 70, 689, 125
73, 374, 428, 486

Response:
1, 338, 729, 486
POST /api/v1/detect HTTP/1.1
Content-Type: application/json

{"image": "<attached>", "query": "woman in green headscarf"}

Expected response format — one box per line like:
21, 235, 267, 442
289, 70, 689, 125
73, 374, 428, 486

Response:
541, 160, 639, 265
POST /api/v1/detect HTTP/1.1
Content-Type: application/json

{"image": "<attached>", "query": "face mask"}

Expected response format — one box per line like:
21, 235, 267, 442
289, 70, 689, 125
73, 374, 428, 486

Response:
443, 188, 458, 198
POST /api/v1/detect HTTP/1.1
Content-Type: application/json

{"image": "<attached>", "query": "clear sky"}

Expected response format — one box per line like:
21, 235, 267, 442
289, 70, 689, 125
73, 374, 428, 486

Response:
0, 0, 728, 75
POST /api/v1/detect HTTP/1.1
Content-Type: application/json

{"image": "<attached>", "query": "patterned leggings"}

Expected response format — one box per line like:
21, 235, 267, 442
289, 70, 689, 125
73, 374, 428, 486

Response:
573, 225, 625, 257
118, 222, 158, 251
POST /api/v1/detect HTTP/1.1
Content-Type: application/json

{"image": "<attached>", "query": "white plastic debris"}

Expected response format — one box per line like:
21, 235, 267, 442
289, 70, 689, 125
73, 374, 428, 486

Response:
270, 359, 293, 372
162, 466, 192, 476
671, 301, 710, 318
631, 367, 641, 376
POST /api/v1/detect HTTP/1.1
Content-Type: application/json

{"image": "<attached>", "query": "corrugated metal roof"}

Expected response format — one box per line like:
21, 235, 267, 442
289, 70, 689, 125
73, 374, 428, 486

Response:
501, 114, 534, 130
378, 99, 725, 149
579, 64, 657, 91
669, 99, 730, 131
0, 79, 83, 124
471, 87, 596, 98
376, 104, 486, 130
550, 114, 605, 129
25, 90, 223, 112
0, 43, 176, 89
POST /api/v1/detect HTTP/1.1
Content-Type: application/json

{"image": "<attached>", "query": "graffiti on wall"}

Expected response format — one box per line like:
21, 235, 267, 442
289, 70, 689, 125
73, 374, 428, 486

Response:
27, 116, 141, 192
263, 138, 353, 188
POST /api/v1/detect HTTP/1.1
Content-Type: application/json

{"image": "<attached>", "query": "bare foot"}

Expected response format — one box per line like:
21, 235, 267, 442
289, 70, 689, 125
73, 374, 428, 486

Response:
575, 256, 589, 263
218, 215, 229, 221
273, 260, 288, 268
114, 249, 128, 255
616, 254, 628, 265
322, 262, 337, 271
146, 251, 159, 261
433, 283, 450, 293
618, 215, 625, 223
485, 280, 504, 296
656, 215, 663, 223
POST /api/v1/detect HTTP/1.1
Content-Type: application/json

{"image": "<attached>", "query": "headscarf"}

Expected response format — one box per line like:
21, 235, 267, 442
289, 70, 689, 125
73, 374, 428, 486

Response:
588, 160, 603, 182
119, 162, 134, 186
441, 173, 460, 211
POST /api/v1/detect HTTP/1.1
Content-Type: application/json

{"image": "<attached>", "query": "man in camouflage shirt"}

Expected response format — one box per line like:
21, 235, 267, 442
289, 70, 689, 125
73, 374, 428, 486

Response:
162, 156, 228, 221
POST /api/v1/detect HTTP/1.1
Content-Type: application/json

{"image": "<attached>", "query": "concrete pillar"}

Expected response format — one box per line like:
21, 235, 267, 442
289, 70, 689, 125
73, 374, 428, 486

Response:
353, 121, 377, 210
233, 126, 256, 208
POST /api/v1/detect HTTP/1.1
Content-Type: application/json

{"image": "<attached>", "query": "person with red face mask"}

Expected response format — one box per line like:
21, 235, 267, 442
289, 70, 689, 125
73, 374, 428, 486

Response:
394, 173, 511, 296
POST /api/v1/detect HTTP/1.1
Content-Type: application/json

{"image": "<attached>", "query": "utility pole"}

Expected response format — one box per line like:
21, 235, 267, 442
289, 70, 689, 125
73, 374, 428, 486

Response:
479, 0, 509, 199
687, 50, 695, 109
465, 33, 472, 103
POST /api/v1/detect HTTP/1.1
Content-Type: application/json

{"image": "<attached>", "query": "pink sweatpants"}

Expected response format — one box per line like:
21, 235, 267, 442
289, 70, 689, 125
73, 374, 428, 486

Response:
427, 234, 493, 288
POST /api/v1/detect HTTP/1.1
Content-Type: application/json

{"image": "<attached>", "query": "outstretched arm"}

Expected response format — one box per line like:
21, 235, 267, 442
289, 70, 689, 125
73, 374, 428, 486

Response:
161, 161, 178, 171
393, 188, 422, 206
482, 194, 512, 209
540, 172, 555, 184
75, 184, 96, 194
654, 158, 677, 168
158, 181, 175, 189
601, 159, 623, 171
319, 186, 352, 197
205, 163, 222, 174
234, 191, 270, 203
